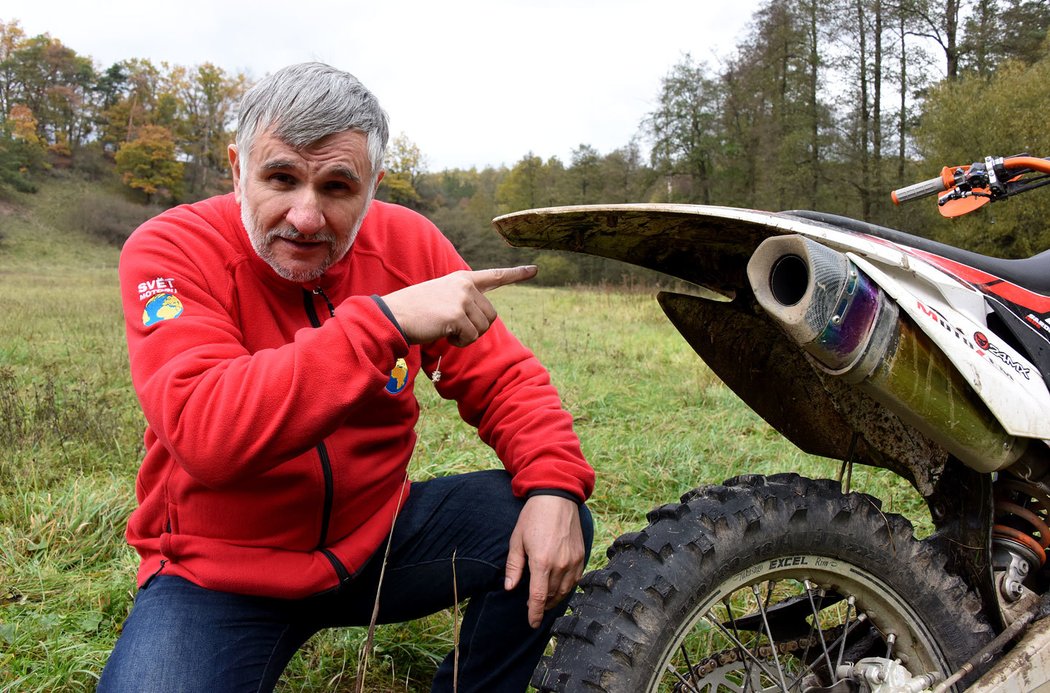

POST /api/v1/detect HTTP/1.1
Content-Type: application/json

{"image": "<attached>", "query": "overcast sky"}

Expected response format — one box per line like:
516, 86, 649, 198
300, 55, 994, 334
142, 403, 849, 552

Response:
6, 0, 760, 171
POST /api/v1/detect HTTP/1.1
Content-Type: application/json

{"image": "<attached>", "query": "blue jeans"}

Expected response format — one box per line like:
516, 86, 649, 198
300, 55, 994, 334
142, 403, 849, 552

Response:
98, 470, 593, 692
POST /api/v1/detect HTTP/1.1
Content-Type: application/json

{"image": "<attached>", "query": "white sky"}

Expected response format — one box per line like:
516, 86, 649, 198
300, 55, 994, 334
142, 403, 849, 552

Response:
5, 0, 760, 171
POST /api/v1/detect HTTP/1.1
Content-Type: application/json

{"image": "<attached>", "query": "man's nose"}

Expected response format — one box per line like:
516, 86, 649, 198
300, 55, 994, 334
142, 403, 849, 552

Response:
286, 190, 325, 234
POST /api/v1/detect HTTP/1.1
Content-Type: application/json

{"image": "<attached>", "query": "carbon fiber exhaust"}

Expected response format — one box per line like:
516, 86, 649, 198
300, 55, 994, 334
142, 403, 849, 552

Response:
747, 234, 1024, 472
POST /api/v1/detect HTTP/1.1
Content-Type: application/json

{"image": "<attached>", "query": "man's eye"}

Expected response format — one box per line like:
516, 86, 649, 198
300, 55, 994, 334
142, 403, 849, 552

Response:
269, 173, 296, 186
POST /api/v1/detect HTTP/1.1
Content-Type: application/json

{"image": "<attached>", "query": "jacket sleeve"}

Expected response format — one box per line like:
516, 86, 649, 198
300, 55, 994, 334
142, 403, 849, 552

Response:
119, 214, 408, 489
432, 322, 595, 502
415, 231, 594, 502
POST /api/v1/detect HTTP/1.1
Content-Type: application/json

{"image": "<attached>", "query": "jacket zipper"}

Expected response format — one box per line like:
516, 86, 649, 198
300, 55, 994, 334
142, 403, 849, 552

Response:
302, 288, 349, 583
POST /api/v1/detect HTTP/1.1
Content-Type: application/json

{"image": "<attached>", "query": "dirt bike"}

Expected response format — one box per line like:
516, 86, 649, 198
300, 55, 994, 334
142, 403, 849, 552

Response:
492, 155, 1050, 692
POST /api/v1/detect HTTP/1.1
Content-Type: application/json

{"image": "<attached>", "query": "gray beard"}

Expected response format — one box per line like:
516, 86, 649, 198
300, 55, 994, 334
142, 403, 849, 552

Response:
240, 201, 362, 283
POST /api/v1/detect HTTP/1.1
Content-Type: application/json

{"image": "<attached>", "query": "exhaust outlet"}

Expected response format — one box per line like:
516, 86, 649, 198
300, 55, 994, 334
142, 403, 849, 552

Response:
747, 235, 896, 381
747, 234, 1024, 472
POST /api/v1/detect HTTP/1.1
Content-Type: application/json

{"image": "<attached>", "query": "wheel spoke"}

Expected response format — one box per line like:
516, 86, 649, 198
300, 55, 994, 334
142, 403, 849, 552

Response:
702, 610, 783, 685
723, 596, 753, 690
751, 584, 789, 691
675, 642, 701, 692
835, 596, 855, 673
803, 580, 836, 683
725, 594, 764, 692
666, 659, 702, 692
784, 612, 871, 690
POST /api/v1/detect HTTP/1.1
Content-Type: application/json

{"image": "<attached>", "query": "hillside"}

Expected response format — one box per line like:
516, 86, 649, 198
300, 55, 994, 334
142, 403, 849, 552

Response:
0, 173, 156, 267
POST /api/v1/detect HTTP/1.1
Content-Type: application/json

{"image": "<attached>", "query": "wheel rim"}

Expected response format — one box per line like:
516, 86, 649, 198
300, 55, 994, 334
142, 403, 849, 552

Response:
651, 554, 952, 692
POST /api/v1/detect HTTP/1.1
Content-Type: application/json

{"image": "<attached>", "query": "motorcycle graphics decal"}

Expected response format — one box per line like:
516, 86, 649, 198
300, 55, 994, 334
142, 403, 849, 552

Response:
907, 248, 1050, 314
917, 300, 1032, 383
973, 330, 1032, 381
1027, 313, 1050, 335
887, 245, 1050, 387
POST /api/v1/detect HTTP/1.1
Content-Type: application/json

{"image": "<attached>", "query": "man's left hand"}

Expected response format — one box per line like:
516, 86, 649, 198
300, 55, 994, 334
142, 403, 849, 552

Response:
504, 495, 586, 628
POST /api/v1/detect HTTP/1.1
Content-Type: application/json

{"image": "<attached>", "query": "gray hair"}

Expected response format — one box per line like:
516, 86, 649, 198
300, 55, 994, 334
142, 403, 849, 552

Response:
235, 62, 389, 180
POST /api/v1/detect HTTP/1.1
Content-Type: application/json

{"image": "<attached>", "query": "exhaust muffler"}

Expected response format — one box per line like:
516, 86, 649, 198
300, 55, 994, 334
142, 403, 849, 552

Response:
747, 234, 1024, 472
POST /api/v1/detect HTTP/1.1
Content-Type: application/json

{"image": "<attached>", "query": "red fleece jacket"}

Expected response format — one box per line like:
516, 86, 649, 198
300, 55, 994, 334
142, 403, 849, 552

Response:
118, 194, 594, 598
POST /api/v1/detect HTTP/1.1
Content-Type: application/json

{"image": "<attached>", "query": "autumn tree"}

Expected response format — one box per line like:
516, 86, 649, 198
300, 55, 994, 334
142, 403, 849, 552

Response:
98, 59, 179, 152
4, 3, 1050, 283
802, 0, 824, 207
0, 103, 45, 190
173, 62, 244, 195
115, 124, 183, 202
906, 0, 963, 79
960, 0, 1003, 76
997, 0, 1050, 64
568, 144, 602, 204
887, 0, 936, 188
0, 19, 26, 121
381, 133, 427, 210
959, 0, 1050, 74
0, 31, 95, 155
0, 22, 43, 187
720, 0, 826, 210
496, 153, 565, 213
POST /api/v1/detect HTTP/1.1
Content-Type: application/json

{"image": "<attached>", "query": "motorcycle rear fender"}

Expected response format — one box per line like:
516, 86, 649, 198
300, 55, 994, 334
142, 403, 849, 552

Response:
656, 291, 951, 492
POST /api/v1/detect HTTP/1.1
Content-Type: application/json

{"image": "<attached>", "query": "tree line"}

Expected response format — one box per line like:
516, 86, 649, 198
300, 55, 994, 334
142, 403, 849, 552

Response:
0, 19, 244, 202
2, 0, 1050, 282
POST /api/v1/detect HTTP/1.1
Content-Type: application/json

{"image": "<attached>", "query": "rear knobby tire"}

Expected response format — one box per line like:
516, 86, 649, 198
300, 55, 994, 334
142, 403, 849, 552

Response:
533, 473, 993, 692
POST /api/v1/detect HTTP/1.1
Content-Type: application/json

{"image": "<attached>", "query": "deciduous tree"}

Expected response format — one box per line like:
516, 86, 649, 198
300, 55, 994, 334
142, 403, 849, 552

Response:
1, 32, 95, 154
173, 63, 244, 195
381, 133, 427, 209
0, 19, 26, 120
114, 124, 183, 202
645, 55, 721, 204
569, 144, 602, 204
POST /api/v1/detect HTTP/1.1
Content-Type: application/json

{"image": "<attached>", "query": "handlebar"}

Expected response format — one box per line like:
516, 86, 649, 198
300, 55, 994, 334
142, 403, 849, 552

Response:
890, 170, 955, 205
891, 156, 1050, 215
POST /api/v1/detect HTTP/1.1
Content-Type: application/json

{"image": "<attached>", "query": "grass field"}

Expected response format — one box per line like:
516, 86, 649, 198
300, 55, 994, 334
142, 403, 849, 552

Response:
0, 178, 928, 691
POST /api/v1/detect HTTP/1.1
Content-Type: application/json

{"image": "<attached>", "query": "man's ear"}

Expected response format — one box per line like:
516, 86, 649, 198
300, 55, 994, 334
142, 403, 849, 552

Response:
373, 170, 385, 196
228, 144, 242, 202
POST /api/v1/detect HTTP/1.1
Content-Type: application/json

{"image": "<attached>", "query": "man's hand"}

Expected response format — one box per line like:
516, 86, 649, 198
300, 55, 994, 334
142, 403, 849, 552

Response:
381, 266, 538, 347
504, 495, 586, 629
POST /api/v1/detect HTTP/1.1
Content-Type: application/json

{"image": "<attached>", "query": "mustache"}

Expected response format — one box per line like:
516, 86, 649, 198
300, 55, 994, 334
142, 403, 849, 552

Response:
265, 226, 337, 245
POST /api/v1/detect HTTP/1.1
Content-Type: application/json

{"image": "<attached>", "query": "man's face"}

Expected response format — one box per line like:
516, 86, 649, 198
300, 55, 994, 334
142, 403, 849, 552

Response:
229, 128, 383, 283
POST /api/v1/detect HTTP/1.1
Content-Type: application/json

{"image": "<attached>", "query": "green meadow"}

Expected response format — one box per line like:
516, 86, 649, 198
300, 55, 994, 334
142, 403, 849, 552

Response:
0, 178, 926, 691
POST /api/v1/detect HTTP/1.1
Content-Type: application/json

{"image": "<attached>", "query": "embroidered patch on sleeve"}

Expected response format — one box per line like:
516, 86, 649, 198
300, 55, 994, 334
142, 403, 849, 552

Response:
385, 357, 409, 394
142, 293, 184, 326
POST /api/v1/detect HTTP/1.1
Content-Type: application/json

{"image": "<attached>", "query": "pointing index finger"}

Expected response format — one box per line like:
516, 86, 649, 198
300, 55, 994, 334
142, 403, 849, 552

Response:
471, 265, 539, 293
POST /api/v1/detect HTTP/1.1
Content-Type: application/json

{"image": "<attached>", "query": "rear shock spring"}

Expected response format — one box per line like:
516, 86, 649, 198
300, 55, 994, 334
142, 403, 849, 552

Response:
992, 477, 1050, 601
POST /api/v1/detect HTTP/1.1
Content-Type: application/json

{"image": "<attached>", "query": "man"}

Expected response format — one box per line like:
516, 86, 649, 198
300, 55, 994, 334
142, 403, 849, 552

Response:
99, 62, 594, 692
